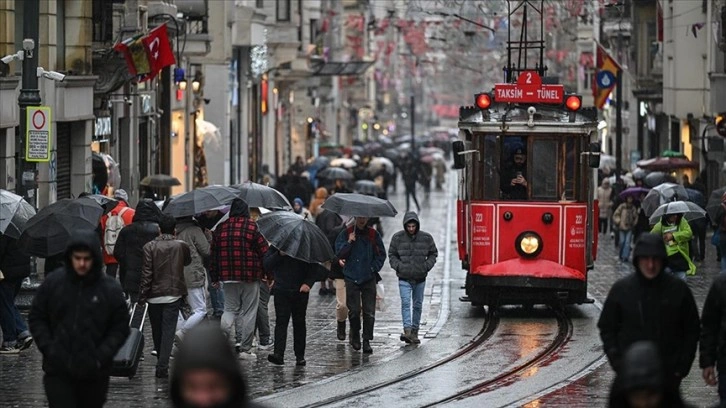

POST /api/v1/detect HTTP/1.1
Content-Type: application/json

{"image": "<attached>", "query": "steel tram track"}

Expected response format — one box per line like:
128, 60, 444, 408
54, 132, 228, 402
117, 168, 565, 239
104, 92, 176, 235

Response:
304, 310, 501, 408
421, 308, 574, 407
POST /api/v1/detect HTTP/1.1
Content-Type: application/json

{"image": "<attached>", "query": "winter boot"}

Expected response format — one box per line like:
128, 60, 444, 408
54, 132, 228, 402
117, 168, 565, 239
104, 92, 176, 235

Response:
337, 321, 346, 341
362, 340, 373, 354
350, 332, 361, 351
400, 328, 412, 344
411, 329, 421, 344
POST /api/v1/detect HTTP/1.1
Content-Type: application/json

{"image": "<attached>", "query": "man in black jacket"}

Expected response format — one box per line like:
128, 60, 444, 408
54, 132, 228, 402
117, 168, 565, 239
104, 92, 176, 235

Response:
264, 247, 321, 366
0, 235, 33, 353
114, 199, 161, 302
598, 233, 700, 392
699, 274, 726, 404
29, 229, 129, 407
388, 212, 438, 344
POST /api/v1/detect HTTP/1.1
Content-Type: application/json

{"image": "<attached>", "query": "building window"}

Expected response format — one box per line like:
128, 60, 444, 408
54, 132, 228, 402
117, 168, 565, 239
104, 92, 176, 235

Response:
310, 19, 319, 47
276, 0, 291, 22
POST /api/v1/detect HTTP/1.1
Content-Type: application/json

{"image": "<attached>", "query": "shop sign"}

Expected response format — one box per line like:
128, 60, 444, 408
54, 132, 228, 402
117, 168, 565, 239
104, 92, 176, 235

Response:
94, 116, 112, 139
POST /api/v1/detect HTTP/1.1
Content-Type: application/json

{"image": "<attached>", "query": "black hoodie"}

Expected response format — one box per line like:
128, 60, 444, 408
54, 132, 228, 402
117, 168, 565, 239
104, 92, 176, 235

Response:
229, 198, 251, 218
28, 230, 129, 380
388, 211, 438, 281
113, 199, 161, 295
171, 324, 260, 408
598, 233, 700, 380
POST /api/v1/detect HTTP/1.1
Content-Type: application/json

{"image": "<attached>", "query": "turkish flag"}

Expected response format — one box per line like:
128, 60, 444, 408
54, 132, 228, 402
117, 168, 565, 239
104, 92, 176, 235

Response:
141, 24, 176, 80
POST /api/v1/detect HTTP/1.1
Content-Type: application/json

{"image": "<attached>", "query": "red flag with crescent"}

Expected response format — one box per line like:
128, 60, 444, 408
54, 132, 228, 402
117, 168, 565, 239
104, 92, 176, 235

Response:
141, 24, 176, 80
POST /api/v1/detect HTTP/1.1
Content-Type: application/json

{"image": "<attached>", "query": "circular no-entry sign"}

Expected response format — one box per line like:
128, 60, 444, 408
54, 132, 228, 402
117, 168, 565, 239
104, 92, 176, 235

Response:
32, 109, 46, 130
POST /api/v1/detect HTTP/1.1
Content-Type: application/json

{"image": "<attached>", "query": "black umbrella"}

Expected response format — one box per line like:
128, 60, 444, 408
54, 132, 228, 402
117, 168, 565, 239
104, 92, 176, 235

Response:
164, 185, 242, 218
706, 187, 726, 222
140, 174, 181, 188
19, 197, 104, 257
84, 194, 119, 213
0, 189, 36, 239
321, 193, 397, 217
317, 167, 354, 181
644, 172, 677, 188
231, 181, 291, 210
641, 183, 690, 216
685, 188, 705, 209
257, 211, 334, 263
354, 180, 383, 196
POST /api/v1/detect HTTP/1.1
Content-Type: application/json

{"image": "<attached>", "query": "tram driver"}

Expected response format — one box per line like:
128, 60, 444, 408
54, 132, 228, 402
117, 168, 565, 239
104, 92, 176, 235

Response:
500, 147, 528, 200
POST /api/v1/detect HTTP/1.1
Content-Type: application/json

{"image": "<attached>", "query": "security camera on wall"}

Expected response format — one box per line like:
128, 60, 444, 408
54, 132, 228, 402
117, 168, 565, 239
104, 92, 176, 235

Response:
36, 67, 65, 82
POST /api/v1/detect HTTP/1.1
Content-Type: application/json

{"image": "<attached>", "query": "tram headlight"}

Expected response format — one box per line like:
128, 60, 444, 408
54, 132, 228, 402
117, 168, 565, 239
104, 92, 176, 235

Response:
516, 232, 543, 258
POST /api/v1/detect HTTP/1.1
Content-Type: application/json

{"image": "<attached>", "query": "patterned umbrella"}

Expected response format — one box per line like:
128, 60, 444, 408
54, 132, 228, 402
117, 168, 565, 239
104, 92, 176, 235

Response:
0, 189, 36, 239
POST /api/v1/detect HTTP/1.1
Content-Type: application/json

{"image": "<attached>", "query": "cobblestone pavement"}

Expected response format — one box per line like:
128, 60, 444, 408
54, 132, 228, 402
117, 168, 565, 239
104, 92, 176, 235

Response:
528, 234, 722, 408
0, 183, 452, 408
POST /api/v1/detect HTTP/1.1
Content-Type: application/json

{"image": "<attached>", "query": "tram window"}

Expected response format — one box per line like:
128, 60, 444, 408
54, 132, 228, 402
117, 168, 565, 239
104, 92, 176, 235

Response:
531, 139, 559, 200
481, 135, 498, 199
500, 137, 528, 200
564, 138, 577, 200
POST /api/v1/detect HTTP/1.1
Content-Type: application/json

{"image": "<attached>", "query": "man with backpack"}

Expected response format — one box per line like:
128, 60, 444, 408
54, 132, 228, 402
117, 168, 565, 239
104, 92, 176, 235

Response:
101, 189, 135, 279
335, 216, 386, 354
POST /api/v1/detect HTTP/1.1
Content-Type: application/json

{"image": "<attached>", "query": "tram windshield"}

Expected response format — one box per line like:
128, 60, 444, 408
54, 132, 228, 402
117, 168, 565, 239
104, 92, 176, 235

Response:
472, 133, 582, 202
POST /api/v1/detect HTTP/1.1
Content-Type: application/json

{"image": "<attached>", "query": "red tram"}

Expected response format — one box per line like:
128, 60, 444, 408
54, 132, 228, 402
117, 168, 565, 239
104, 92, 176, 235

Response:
453, 69, 600, 308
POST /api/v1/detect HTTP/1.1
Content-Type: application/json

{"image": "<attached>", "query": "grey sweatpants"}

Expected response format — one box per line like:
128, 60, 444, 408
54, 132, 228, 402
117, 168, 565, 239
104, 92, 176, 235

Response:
221, 281, 260, 352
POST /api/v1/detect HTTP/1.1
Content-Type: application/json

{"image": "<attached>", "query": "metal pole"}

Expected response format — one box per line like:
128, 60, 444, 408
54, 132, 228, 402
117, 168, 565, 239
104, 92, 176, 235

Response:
410, 94, 415, 153
615, 69, 623, 181
16, 1, 41, 206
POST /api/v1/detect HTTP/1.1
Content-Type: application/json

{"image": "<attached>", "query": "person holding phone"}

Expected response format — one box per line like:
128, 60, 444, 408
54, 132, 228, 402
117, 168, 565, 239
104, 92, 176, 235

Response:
500, 147, 529, 200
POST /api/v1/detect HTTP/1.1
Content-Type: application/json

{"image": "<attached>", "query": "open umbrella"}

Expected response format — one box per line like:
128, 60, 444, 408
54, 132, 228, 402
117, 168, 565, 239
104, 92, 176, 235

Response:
256, 211, 334, 263
83, 194, 119, 214
649, 201, 707, 224
637, 155, 698, 172
685, 188, 706, 208
330, 158, 358, 169
19, 197, 104, 257
231, 181, 291, 210
354, 180, 383, 196
619, 187, 650, 201
368, 157, 395, 175
0, 189, 36, 239
140, 174, 181, 188
641, 183, 690, 216
599, 154, 616, 172
706, 187, 726, 222
164, 185, 242, 218
317, 167, 354, 181
308, 156, 331, 170
643, 172, 677, 188
321, 193, 397, 217
631, 168, 647, 181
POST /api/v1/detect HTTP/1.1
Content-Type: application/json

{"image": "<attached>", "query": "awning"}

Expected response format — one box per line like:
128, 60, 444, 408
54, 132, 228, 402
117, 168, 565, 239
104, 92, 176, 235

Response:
310, 60, 375, 76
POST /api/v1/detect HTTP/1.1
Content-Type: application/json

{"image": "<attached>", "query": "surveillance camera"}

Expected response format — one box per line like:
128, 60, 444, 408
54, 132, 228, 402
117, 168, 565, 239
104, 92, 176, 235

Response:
22, 39, 35, 51
124, 97, 133, 106
37, 67, 65, 82
0, 55, 14, 64
527, 106, 536, 115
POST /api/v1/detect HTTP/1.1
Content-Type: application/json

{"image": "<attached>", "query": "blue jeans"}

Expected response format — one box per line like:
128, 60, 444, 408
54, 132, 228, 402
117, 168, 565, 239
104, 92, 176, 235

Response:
0, 278, 29, 345
619, 230, 633, 261
399, 280, 426, 330
208, 281, 224, 316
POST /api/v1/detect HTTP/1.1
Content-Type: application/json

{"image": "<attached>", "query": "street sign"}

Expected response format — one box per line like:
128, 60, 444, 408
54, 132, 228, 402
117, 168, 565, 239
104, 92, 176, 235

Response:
493, 71, 565, 104
25, 107, 51, 162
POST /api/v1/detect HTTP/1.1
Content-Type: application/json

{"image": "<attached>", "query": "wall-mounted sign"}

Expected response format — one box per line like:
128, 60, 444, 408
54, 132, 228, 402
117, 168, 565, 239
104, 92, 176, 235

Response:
94, 116, 112, 139
26, 106, 51, 162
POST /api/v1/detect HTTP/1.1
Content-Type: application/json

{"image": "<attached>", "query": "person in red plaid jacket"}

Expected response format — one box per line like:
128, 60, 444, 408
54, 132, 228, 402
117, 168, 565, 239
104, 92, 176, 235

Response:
209, 199, 270, 360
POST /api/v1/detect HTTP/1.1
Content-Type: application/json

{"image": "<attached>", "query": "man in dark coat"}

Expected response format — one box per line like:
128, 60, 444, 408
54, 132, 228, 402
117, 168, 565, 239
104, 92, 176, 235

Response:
264, 247, 321, 366
699, 273, 726, 405
327, 223, 348, 340
0, 235, 33, 353
598, 233, 700, 392
400, 154, 421, 212
114, 199, 161, 302
500, 147, 528, 200
388, 212, 438, 344
609, 341, 691, 408
171, 323, 261, 408
29, 230, 129, 407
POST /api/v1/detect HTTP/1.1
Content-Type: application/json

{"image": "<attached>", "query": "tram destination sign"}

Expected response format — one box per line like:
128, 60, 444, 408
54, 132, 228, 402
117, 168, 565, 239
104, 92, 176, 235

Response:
493, 71, 564, 104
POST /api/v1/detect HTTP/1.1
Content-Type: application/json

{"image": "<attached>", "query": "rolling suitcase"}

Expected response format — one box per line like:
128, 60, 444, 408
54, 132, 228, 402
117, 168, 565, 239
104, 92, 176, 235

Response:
111, 302, 147, 379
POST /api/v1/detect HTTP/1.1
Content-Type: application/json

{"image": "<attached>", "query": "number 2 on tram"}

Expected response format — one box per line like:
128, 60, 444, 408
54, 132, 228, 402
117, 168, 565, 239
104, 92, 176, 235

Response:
452, 72, 601, 308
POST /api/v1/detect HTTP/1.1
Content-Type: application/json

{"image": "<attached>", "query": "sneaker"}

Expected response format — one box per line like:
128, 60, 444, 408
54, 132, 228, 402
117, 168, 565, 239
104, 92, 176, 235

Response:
238, 351, 257, 360
151, 350, 158, 357
0, 344, 20, 354
267, 354, 284, 365
18, 336, 33, 351
296, 358, 307, 366
258, 341, 274, 351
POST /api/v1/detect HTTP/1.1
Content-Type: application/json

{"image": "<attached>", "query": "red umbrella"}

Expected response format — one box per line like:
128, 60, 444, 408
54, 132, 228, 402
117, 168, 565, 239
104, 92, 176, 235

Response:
636, 156, 698, 172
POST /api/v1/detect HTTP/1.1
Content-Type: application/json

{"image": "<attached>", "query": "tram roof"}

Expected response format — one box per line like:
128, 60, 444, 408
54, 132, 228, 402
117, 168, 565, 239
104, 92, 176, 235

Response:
457, 103, 598, 135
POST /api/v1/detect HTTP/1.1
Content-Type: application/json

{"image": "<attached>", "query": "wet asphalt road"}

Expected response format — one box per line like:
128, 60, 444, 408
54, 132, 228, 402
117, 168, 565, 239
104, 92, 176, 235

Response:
1, 174, 723, 407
